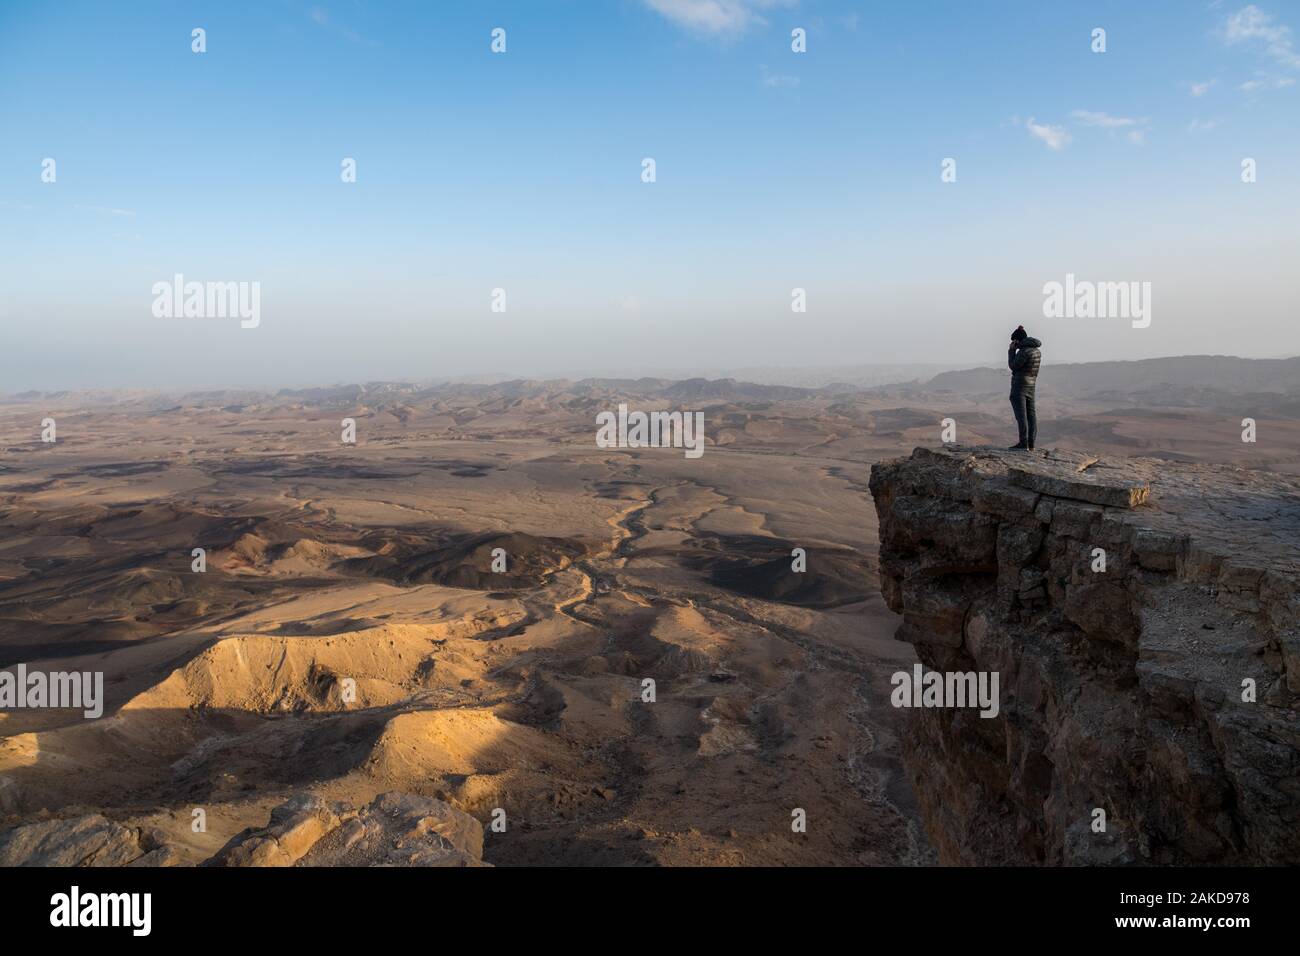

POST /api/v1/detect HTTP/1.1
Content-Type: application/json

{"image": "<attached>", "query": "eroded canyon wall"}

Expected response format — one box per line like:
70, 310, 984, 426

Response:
869, 446, 1300, 865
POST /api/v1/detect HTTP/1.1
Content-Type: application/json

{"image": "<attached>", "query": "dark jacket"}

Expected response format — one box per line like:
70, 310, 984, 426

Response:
1009, 337, 1041, 388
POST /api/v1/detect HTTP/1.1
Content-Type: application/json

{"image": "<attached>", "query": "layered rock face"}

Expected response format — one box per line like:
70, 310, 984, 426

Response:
870, 446, 1300, 865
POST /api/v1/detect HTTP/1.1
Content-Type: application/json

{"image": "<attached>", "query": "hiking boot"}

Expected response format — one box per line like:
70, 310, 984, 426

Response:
1008, 443, 1028, 451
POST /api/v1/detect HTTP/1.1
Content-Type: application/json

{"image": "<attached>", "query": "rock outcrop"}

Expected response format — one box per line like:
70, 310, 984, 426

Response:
870, 446, 1300, 865
209, 791, 486, 867
0, 814, 181, 867
0, 790, 486, 867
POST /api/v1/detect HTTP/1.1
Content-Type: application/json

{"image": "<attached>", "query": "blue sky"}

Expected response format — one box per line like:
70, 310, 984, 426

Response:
1, 0, 1298, 389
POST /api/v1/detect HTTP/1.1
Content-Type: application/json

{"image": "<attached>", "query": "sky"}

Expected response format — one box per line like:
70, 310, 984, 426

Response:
1, 0, 1298, 390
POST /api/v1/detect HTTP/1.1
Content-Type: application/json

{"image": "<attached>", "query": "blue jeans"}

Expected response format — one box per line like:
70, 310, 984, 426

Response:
1010, 385, 1036, 447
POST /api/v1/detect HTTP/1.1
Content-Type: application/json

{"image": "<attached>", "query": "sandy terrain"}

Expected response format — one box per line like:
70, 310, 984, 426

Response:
1, 372, 1296, 865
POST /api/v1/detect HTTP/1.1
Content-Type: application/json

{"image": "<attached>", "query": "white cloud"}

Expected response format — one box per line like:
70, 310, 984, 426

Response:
1021, 112, 1152, 150
644, 0, 795, 37
309, 7, 378, 46
1188, 118, 1222, 131
1025, 117, 1070, 151
75, 204, 136, 217
1069, 111, 1151, 145
1190, 79, 1216, 96
1071, 110, 1147, 128
760, 65, 799, 87
1238, 71, 1296, 91
1224, 5, 1300, 69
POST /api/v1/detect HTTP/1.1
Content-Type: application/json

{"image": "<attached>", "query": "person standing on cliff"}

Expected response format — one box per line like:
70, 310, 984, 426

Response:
1008, 325, 1041, 451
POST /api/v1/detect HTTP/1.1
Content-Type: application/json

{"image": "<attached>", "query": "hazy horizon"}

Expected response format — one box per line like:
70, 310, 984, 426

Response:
5, 351, 1300, 398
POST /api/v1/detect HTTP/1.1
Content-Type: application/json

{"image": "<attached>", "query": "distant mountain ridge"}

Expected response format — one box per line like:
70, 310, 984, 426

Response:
6, 355, 1298, 408
921, 355, 1300, 397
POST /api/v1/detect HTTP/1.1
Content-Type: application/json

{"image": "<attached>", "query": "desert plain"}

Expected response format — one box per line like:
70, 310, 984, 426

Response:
1, 359, 1297, 865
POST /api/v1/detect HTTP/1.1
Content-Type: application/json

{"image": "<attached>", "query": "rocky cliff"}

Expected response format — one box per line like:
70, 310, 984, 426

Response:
869, 446, 1300, 865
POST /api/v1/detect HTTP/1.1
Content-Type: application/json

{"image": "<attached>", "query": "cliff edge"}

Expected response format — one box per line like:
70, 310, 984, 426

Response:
869, 446, 1300, 865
